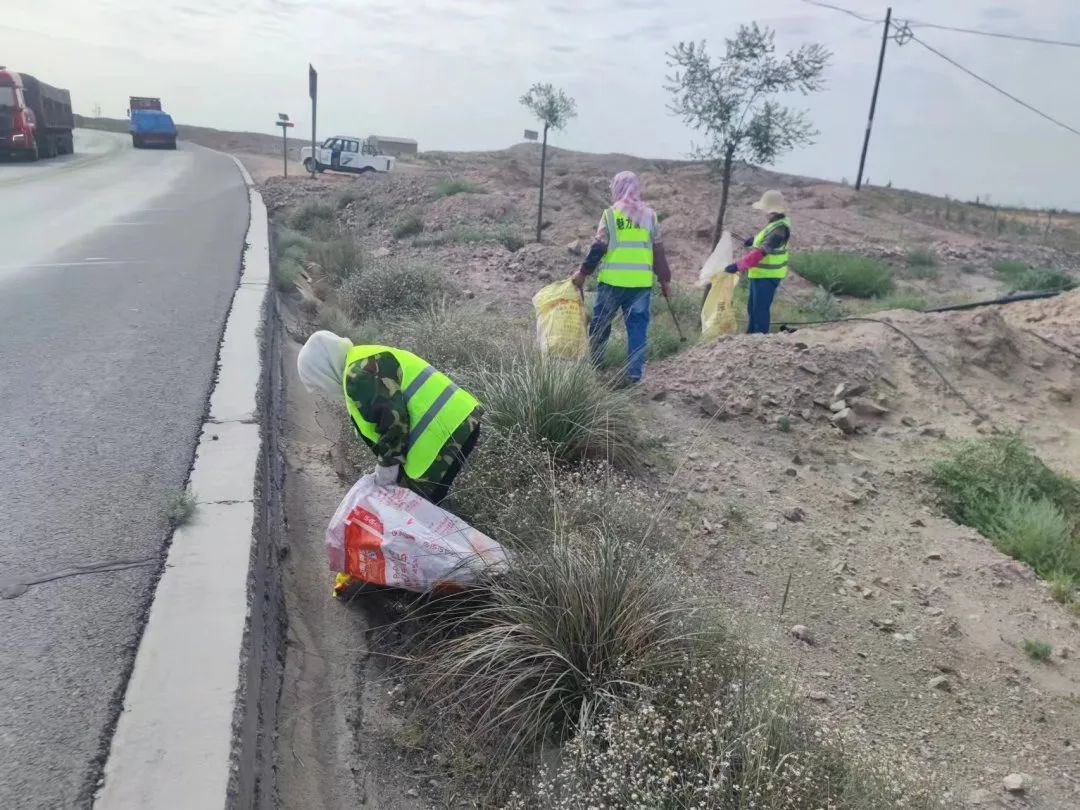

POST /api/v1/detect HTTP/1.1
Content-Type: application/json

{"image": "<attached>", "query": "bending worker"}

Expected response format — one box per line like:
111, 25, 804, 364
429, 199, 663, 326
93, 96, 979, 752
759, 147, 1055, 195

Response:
725, 190, 791, 334
297, 331, 482, 505
572, 171, 673, 385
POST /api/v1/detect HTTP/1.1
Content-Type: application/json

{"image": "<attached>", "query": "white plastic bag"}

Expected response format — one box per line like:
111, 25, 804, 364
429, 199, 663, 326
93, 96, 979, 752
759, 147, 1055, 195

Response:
325, 475, 511, 593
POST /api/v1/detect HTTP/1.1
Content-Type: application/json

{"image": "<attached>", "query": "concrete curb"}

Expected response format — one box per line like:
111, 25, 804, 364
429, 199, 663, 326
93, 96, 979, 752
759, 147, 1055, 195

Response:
95, 157, 271, 809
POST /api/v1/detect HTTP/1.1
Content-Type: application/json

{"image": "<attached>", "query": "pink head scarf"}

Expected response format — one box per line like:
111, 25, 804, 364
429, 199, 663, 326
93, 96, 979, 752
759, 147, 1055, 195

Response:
610, 171, 655, 229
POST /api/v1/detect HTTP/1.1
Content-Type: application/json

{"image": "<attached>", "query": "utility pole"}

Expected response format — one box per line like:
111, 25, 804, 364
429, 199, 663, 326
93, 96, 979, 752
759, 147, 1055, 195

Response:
309, 64, 318, 178
855, 7, 891, 191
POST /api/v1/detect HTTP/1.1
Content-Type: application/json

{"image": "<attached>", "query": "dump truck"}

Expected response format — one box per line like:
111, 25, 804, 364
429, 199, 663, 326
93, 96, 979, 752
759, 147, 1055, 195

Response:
0, 67, 74, 160
128, 96, 177, 149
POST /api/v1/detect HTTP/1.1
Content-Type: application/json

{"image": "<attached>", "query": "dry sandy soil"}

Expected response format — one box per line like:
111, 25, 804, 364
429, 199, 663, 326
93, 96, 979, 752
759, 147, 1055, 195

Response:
261, 144, 1080, 808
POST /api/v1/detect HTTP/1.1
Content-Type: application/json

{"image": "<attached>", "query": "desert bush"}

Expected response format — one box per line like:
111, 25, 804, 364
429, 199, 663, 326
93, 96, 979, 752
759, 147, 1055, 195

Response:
994, 260, 1077, 292
386, 300, 526, 375
808, 287, 843, 319
791, 251, 894, 298
1048, 570, 1077, 605
308, 238, 366, 284
510, 659, 938, 810
1024, 639, 1052, 661
475, 353, 644, 468
338, 259, 451, 321
906, 248, 938, 268
275, 226, 312, 255
393, 210, 425, 239
273, 256, 304, 292
933, 435, 1080, 580
421, 534, 710, 778
290, 200, 337, 235
435, 178, 484, 198
165, 488, 196, 527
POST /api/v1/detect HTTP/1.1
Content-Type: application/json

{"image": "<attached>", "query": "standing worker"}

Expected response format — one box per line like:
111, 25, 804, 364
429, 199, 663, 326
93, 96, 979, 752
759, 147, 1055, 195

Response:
297, 331, 483, 594
572, 171, 673, 385
725, 190, 791, 334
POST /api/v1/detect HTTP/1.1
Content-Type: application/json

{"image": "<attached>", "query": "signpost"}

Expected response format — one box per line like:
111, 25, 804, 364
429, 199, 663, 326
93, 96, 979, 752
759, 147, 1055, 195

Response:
308, 64, 318, 178
275, 113, 294, 177
523, 129, 538, 141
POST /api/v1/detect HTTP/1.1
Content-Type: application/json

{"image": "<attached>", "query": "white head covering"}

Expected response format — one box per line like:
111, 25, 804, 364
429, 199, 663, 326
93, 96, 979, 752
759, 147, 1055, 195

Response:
297, 330, 353, 396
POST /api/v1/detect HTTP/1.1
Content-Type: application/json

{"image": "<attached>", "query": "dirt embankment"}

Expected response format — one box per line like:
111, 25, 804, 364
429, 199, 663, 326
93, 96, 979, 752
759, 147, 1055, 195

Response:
263, 144, 1080, 808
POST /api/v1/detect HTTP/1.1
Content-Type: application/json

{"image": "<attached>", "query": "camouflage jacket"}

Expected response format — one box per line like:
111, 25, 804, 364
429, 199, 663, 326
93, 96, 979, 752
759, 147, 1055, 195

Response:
344, 351, 481, 487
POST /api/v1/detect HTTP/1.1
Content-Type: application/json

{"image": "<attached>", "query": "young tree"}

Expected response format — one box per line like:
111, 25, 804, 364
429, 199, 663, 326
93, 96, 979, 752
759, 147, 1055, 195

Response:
667, 25, 830, 246
520, 83, 577, 242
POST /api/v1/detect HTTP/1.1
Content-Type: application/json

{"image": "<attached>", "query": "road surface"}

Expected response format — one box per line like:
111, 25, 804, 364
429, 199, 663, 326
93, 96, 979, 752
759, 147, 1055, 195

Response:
0, 130, 249, 807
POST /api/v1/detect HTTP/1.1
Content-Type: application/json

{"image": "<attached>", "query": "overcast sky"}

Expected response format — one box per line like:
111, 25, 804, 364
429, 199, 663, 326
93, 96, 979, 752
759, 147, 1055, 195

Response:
5, 1, 1080, 209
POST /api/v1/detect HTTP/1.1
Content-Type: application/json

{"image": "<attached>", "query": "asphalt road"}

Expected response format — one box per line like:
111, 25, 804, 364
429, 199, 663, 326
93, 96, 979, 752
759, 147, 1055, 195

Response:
0, 130, 249, 807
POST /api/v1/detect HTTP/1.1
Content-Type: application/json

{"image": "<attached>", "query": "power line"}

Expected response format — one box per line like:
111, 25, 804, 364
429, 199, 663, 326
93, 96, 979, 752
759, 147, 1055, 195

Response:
799, 0, 882, 25
904, 20, 1080, 49
907, 33, 1080, 139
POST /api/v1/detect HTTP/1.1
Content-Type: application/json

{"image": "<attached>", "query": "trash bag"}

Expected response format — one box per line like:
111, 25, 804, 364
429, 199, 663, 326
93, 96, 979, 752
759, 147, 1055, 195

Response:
698, 231, 738, 340
533, 279, 588, 359
325, 475, 511, 593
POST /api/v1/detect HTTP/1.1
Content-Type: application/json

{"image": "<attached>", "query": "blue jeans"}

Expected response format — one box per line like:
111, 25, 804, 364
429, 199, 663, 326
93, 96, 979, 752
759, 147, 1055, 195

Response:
747, 277, 781, 334
589, 283, 651, 381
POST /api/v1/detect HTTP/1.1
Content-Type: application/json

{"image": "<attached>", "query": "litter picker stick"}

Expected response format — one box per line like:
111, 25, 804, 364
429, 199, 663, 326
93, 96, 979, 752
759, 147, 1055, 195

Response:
663, 290, 687, 342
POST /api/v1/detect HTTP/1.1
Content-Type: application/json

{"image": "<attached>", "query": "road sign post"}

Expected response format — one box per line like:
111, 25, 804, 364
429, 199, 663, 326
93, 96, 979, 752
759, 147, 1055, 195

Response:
309, 64, 318, 178
276, 113, 293, 178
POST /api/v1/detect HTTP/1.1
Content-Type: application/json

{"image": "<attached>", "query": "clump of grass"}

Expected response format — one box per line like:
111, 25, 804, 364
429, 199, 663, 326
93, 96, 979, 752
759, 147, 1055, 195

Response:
420, 535, 708, 778
1024, 639, 1053, 661
1048, 570, 1077, 605
290, 200, 336, 235
808, 287, 843, 319
476, 353, 643, 468
906, 248, 938, 269
871, 291, 927, 312
994, 260, 1077, 292
791, 251, 894, 298
308, 238, 366, 285
393, 210, 425, 239
275, 226, 312, 255
338, 259, 451, 321
165, 488, 196, 528
777, 414, 792, 432
273, 256, 303, 292
933, 435, 1080, 581
435, 178, 483, 198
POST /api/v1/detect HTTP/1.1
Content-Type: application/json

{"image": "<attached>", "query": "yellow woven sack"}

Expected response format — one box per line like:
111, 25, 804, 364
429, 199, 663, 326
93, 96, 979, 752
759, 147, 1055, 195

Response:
699, 232, 739, 340
532, 279, 588, 359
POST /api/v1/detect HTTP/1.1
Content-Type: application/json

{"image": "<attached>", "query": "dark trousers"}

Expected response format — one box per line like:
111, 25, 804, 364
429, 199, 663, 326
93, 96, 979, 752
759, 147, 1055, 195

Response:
407, 424, 481, 505
747, 277, 781, 334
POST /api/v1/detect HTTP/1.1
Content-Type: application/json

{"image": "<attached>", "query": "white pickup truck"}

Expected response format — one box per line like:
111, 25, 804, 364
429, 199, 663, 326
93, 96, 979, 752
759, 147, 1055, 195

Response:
300, 136, 395, 174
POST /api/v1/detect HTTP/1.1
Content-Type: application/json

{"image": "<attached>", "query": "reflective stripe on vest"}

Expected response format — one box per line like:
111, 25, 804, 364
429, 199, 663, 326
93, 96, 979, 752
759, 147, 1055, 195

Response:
342, 345, 479, 480
748, 216, 791, 280
597, 207, 655, 288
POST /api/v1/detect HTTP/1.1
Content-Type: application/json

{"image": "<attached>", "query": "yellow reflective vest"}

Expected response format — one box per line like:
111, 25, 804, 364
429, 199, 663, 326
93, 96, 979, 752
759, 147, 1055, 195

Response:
597, 207, 654, 288
342, 345, 479, 480
748, 216, 791, 280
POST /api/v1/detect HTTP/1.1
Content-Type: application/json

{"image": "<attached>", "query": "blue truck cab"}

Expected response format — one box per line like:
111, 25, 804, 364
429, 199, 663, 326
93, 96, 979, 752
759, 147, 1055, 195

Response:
129, 109, 177, 149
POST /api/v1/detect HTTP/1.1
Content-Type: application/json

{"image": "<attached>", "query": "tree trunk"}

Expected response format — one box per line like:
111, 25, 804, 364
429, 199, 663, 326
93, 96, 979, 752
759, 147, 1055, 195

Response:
536, 122, 549, 243
711, 145, 735, 248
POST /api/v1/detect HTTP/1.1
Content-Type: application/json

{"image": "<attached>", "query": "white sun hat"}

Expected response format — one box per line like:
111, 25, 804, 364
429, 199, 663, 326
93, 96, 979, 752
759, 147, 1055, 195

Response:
752, 190, 787, 214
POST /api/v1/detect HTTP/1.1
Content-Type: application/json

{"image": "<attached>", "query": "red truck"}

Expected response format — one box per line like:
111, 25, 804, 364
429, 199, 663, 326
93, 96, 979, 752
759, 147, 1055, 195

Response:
0, 67, 74, 160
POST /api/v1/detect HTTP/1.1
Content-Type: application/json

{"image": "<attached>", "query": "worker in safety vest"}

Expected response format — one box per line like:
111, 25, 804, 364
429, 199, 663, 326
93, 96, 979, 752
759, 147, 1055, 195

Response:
725, 190, 791, 334
571, 171, 673, 385
298, 331, 483, 598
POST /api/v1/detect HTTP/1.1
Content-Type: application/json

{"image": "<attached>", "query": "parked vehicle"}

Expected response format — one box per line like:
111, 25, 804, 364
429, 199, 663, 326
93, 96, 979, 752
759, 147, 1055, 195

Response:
0, 67, 74, 160
129, 106, 177, 149
300, 136, 395, 174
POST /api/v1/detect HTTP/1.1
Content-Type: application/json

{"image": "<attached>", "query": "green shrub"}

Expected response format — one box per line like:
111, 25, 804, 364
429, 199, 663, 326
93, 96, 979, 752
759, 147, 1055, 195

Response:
933, 435, 1080, 580
338, 259, 451, 321
308, 238, 366, 284
791, 251, 894, 298
475, 353, 644, 468
1024, 639, 1052, 661
421, 535, 708, 776
906, 248, 938, 268
808, 287, 843, 320
290, 200, 336, 234
273, 256, 303, 292
1048, 570, 1077, 605
435, 178, 483, 198
994, 260, 1077, 292
514, 659, 937, 810
383, 301, 526, 375
275, 226, 312, 255
393, 211, 425, 239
